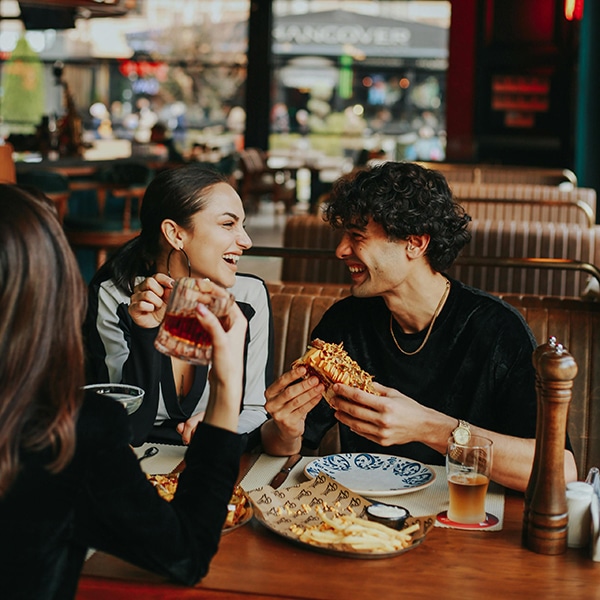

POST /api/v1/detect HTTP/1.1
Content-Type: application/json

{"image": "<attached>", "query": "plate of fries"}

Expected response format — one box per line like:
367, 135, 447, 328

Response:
222, 486, 253, 535
147, 473, 253, 533
247, 474, 435, 558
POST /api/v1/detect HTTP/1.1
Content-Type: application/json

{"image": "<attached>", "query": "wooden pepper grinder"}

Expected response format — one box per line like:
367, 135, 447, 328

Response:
525, 340, 578, 555
522, 336, 557, 546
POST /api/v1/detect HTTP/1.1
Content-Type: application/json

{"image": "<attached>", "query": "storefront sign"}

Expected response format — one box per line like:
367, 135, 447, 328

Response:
274, 24, 412, 47
272, 11, 448, 59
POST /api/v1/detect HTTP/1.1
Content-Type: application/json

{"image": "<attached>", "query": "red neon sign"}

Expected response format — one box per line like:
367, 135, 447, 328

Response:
564, 0, 584, 21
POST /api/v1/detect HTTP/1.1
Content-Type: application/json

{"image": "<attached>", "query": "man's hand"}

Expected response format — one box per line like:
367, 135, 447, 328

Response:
328, 382, 427, 447
261, 366, 324, 454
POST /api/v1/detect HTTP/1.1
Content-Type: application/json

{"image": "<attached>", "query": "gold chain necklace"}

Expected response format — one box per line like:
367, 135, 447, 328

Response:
389, 279, 451, 356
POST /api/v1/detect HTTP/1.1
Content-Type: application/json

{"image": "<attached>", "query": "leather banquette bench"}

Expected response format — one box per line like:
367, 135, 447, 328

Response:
265, 282, 600, 479
280, 214, 600, 298
450, 219, 600, 297
450, 183, 596, 228
416, 162, 578, 187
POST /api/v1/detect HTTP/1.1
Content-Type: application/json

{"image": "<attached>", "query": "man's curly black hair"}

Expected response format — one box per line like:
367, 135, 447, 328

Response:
323, 161, 472, 272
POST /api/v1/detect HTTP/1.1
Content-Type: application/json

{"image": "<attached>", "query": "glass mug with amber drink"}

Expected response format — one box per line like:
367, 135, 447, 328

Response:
446, 435, 493, 524
154, 277, 235, 365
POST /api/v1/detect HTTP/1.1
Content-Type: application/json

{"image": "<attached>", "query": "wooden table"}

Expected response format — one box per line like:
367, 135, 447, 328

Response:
77, 454, 600, 599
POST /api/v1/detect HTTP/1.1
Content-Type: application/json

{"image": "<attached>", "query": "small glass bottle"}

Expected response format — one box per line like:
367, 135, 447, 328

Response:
586, 467, 600, 561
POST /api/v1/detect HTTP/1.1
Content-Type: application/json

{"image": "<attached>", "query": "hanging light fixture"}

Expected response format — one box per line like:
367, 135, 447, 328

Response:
12, 1, 131, 31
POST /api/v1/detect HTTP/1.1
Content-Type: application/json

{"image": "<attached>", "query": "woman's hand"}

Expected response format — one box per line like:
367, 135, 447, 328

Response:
128, 273, 174, 328
201, 300, 248, 433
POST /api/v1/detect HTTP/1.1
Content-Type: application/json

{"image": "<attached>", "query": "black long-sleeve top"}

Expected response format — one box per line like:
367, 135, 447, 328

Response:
0, 392, 242, 599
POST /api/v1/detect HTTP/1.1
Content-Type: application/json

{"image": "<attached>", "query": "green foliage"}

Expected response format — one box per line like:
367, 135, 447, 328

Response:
0, 36, 45, 133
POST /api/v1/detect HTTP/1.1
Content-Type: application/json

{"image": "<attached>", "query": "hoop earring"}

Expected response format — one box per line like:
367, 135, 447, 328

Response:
166, 247, 192, 278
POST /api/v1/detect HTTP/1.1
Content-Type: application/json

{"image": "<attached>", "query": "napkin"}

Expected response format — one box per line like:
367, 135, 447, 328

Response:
133, 442, 186, 475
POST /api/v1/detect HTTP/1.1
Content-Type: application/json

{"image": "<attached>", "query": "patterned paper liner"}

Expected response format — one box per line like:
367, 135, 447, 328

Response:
247, 473, 435, 559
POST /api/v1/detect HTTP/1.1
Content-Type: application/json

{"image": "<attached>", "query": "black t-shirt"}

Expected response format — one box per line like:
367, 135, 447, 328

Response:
303, 278, 538, 465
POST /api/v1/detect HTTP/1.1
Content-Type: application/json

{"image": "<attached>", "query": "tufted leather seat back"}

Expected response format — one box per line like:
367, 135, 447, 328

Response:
450, 220, 600, 297
268, 292, 340, 381
282, 214, 600, 297
418, 162, 578, 187
281, 215, 348, 283
499, 294, 600, 479
451, 183, 596, 228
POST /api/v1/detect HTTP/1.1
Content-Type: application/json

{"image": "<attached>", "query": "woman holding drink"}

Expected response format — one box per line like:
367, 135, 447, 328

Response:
85, 164, 273, 447
0, 184, 249, 598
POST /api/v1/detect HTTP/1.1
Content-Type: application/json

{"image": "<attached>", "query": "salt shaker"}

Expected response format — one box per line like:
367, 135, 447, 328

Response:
586, 467, 600, 561
566, 481, 593, 548
591, 495, 600, 561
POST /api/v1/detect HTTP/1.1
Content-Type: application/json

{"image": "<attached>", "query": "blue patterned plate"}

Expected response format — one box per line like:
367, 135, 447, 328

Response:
304, 453, 436, 497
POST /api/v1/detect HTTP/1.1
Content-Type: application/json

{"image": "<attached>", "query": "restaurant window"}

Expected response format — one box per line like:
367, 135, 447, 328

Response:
0, 0, 251, 160
270, 1, 450, 163
1, 1, 449, 164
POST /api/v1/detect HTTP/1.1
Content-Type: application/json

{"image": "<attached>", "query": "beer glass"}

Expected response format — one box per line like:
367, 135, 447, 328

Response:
446, 435, 493, 524
154, 277, 234, 365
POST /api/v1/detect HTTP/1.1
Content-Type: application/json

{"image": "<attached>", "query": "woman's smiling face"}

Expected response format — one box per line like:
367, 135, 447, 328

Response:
181, 182, 252, 288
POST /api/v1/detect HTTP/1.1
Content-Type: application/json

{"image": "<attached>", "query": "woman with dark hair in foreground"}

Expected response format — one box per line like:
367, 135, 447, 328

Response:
0, 184, 248, 599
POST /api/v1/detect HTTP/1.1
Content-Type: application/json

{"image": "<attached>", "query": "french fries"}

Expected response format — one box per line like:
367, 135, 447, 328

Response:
290, 506, 419, 553
224, 487, 251, 529
147, 475, 250, 530
147, 473, 179, 502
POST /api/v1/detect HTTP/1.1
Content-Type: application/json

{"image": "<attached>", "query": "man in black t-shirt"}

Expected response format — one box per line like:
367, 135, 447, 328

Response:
260, 161, 577, 492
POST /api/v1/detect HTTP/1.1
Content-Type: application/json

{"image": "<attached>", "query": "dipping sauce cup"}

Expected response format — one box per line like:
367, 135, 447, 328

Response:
366, 503, 410, 530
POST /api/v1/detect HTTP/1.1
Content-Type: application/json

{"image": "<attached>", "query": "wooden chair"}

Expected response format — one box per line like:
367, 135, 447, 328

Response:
238, 147, 296, 214
63, 163, 153, 271
64, 181, 145, 271
16, 170, 73, 223
65, 229, 140, 271
0, 143, 16, 183
66, 163, 152, 232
